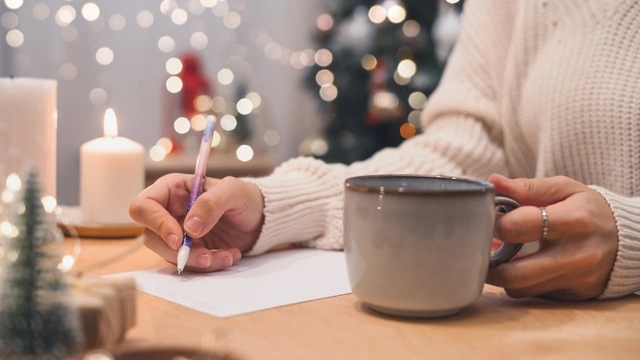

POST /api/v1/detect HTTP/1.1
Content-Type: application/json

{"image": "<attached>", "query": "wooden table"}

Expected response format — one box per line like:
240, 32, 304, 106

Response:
71, 237, 640, 360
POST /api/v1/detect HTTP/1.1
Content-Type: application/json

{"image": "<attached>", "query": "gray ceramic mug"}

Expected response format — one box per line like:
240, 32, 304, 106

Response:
343, 175, 522, 318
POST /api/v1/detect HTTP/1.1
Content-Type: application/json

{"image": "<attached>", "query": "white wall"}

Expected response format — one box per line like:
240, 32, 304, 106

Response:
2, 0, 322, 205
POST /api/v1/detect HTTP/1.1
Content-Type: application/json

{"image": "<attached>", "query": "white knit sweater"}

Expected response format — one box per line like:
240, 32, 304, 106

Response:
245, 0, 640, 299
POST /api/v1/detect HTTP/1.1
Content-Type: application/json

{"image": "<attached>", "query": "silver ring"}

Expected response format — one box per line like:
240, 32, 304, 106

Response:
540, 207, 549, 240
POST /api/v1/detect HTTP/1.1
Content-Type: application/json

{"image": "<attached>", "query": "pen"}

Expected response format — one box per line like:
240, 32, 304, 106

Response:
177, 115, 217, 274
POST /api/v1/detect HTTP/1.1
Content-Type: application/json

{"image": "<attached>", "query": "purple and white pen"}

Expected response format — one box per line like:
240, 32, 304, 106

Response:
177, 115, 217, 274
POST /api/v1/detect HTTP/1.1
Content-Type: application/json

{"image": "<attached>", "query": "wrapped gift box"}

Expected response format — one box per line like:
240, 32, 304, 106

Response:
71, 276, 136, 349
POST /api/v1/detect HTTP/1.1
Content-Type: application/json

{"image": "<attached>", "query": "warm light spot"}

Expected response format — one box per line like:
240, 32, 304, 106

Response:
89, 88, 107, 106
5, 0, 22, 10
81, 2, 100, 21
200, 0, 217, 7
264, 130, 280, 146
211, 96, 227, 112
397, 59, 417, 78
311, 139, 328, 156
315, 49, 333, 67
166, 76, 183, 93
190, 32, 208, 50
1, 12, 18, 29
236, 98, 253, 115
368, 5, 386, 24
58, 255, 75, 272
189, 0, 205, 15
387, 5, 406, 23
194, 95, 212, 112
103, 108, 118, 137
264, 43, 282, 60
373, 91, 399, 109
174, 117, 190, 134
157, 137, 173, 153
220, 115, 237, 131
210, 131, 222, 147
400, 123, 416, 139
109, 14, 126, 31
317, 13, 334, 31
160, 0, 178, 15
1, 221, 14, 236
393, 71, 411, 86
1, 189, 15, 204
224, 12, 241, 29
55, 5, 76, 27
217, 68, 234, 85
315, 69, 334, 86
137, 10, 154, 28
6, 173, 21, 192
236, 145, 254, 162
319, 84, 338, 102
33, 3, 50, 20
6, 29, 23, 47
171, 8, 188, 25
190, 114, 207, 131
96, 47, 114, 65
446, 0, 460, 4
402, 20, 420, 37
408, 92, 428, 110
408, 110, 422, 128
212, 0, 229, 16
158, 36, 175, 53
41, 196, 57, 213
361, 54, 377, 70
166, 57, 183, 75
245, 92, 262, 109
149, 145, 167, 162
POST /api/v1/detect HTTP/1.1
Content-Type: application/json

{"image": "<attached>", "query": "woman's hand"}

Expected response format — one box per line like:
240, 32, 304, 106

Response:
129, 174, 264, 273
486, 174, 619, 300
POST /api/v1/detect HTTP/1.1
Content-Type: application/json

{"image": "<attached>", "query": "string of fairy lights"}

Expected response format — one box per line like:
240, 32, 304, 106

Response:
1, 0, 460, 163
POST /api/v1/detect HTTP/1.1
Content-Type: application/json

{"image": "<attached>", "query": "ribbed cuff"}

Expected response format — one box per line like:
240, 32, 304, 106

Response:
590, 186, 640, 299
240, 157, 345, 256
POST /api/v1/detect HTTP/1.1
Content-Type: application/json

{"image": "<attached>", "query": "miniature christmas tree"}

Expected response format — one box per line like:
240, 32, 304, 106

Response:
0, 166, 83, 359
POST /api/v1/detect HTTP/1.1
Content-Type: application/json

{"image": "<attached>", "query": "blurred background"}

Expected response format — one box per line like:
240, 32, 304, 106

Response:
0, 0, 463, 206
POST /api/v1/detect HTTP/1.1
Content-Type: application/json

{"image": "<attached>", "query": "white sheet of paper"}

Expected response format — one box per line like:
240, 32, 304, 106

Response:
106, 248, 352, 318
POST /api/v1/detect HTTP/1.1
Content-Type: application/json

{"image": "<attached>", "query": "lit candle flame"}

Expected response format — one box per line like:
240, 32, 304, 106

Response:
103, 108, 118, 137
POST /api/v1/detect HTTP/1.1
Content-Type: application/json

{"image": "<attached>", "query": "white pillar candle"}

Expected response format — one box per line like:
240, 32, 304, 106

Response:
0, 77, 57, 197
80, 108, 144, 224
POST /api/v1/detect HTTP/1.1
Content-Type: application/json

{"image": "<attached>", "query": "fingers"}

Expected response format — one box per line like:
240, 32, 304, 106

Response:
130, 174, 188, 250
142, 229, 242, 272
486, 248, 564, 290
489, 174, 587, 207
183, 177, 250, 238
495, 197, 596, 244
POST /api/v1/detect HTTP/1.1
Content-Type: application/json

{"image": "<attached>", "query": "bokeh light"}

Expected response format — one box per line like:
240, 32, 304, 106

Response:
400, 123, 416, 139
81, 2, 100, 21
171, 8, 188, 25
316, 13, 334, 32
60, 63, 77, 80
89, 88, 108, 106
158, 36, 176, 52
220, 115, 237, 131
315, 49, 333, 67
387, 5, 406, 23
264, 130, 280, 146
4, 0, 23, 10
408, 92, 428, 110
397, 59, 417, 78
211, 96, 227, 112
402, 20, 421, 37
137, 10, 154, 28
33, 3, 50, 20
55, 5, 76, 27
361, 54, 377, 70
5, 29, 23, 47
319, 84, 338, 102
109, 14, 126, 31
166, 76, 183, 93
194, 95, 212, 112
190, 32, 208, 50
174, 117, 190, 134
224, 12, 241, 29
217, 68, 234, 85
96, 47, 114, 65
245, 92, 262, 109
236, 145, 254, 162
190, 114, 207, 131
368, 5, 386, 24
165, 57, 183, 75
315, 69, 334, 86
1, 12, 18, 30
236, 98, 253, 115
6, 173, 21, 192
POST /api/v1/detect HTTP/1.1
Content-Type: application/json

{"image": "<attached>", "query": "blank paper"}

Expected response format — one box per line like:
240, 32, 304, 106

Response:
106, 248, 352, 318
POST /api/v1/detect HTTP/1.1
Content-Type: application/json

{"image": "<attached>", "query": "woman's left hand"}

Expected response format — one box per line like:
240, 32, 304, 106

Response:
486, 174, 619, 300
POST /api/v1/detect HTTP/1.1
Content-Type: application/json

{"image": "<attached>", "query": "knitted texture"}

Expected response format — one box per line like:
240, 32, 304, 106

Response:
246, 0, 640, 299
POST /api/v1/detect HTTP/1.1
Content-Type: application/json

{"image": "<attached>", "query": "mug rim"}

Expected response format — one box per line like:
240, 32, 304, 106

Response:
344, 174, 494, 195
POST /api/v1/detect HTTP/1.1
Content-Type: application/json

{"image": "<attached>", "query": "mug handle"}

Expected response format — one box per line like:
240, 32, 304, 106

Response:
489, 196, 523, 268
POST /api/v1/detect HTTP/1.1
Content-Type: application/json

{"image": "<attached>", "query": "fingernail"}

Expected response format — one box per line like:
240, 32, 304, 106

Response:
223, 256, 233, 267
185, 217, 205, 236
168, 234, 180, 249
232, 251, 241, 261
196, 253, 211, 267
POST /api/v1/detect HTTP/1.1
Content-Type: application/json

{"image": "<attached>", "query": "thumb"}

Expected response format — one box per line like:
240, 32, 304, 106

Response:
183, 177, 248, 238
488, 174, 586, 207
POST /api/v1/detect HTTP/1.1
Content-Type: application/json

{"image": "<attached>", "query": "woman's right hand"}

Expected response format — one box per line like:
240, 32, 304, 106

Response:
129, 174, 265, 273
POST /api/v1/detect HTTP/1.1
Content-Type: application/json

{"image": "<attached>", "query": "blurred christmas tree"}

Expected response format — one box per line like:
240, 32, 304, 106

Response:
0, 166, 83, 359
304, 0, 464, 164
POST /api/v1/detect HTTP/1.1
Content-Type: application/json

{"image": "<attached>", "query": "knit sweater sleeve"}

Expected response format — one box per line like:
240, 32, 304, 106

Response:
244, 0, 515, 255
590, 186, 640, 299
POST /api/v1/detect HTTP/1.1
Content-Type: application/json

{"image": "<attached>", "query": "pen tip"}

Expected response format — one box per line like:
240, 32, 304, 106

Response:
177, 269, 182, 275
